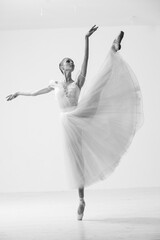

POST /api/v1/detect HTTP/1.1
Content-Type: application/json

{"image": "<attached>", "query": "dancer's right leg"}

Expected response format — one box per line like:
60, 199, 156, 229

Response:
111, 31, 124, 52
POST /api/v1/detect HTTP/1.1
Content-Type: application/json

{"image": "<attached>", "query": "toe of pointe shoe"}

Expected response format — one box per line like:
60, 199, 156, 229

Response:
77, 201, 85, 221
118, 31, 124, 42
112, 31, 124, 51
77, 213, 83, 221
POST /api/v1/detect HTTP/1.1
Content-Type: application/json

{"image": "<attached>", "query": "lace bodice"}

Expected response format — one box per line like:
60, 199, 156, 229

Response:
48, 80, 81, 111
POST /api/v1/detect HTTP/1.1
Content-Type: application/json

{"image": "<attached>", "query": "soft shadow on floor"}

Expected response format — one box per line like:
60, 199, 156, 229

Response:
84, 217, 160, 224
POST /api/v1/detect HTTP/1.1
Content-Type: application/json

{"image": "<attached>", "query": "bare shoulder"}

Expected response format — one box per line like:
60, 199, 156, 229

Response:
48, 80, 60, 89
48, 85, 55, 91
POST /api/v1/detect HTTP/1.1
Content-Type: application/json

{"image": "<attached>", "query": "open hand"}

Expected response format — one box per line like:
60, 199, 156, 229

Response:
6, 92, 19, 101
85, 25, 98, 38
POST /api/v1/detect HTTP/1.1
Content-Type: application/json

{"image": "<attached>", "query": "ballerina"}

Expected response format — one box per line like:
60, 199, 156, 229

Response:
6, 26, 144, 221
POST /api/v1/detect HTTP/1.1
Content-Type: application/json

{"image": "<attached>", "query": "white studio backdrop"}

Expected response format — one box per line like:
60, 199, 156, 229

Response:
0, 26, 159, 192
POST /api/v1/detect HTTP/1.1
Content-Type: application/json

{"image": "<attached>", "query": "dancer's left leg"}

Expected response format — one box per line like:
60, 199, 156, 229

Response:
78, 187, 84, 199
76, 127, 86, 220
77, 187, 85, 220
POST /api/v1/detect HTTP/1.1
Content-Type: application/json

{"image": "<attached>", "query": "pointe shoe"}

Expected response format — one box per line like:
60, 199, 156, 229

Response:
77, 199, 85, 221
112, 31, 124, 52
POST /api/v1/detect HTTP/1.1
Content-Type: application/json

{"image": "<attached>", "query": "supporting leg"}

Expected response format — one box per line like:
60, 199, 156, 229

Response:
78, 187, 84, 199
77, 187, 85, 220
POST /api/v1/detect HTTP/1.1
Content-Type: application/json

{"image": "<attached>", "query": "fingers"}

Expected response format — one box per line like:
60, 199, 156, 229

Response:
6, 96, 12, 101
86, 25, 99, 37
88, 26, 98, 36
90, 25, 98, 30
6, 94, 13, 98
6, 94, 15, 101
6, 95, 11, 101
90, 25, 96, 30
89, 25, 99, 32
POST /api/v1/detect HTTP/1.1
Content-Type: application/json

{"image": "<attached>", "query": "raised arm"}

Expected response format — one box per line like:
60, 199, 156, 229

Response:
76, 25, 98, 90
6, 85, 54, 101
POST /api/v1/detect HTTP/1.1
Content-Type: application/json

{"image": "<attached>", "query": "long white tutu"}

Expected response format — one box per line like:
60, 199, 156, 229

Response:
59, 49, 144, 189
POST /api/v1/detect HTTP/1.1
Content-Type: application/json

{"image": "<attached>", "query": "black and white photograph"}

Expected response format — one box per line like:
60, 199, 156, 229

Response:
0, 0, 160, 239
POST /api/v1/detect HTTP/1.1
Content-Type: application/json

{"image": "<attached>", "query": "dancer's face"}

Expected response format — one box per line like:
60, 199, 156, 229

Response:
61, 58, 75, 74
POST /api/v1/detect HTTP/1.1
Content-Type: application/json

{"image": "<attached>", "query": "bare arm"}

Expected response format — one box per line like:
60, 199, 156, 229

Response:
19, 86, 53, 96
6, 86, 54, 101
76, 25, 98, 90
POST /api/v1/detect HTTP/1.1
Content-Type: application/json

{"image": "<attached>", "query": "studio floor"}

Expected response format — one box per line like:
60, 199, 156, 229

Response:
0, 187, 160, 240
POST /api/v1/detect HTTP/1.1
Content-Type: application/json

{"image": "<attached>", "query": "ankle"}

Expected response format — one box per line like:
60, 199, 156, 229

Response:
79, 198, 85, 204
79, 197, 84, 201
111, 45, 117, 53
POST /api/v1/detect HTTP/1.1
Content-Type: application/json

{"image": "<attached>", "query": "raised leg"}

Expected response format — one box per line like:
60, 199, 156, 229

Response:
111, 31, 124, 52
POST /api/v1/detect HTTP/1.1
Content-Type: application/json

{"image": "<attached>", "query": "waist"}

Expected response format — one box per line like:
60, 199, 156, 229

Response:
60, 105, 77, 113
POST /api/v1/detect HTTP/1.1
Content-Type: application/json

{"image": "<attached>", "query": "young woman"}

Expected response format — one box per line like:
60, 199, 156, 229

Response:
6, 26, 144, 221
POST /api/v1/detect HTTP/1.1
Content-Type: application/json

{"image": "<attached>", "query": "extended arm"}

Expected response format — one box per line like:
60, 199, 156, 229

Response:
76, 36, 89, 89
6, 86, 54, 101
19, 86, 53, 96
76, 25, 98, 90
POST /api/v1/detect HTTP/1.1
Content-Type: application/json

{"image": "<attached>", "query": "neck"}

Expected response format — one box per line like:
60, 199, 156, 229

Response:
63, 71, 72, 83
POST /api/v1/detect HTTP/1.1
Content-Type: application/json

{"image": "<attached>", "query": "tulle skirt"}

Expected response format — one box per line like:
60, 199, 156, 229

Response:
60, 49, 144, 189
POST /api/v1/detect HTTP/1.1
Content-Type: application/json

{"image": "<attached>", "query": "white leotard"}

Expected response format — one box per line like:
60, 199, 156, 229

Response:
49, 80, 81, 111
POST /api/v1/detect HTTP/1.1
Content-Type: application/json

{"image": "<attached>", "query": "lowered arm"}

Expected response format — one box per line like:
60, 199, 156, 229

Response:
19, 86, 53, 96
6, 86, 54, 101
